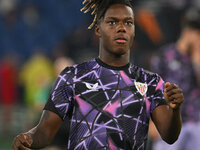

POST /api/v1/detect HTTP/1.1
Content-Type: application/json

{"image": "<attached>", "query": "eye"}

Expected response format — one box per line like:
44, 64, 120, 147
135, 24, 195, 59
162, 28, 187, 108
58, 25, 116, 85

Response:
108, 21, 116, 25
125, 21, 133, 26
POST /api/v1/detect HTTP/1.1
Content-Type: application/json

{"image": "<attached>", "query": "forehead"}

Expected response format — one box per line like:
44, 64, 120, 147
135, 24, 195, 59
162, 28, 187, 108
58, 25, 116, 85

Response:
104, 4, 134, 19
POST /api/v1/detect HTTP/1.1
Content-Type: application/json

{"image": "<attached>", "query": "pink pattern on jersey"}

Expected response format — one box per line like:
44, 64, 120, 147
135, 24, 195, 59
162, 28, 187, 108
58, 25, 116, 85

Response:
108, 138, 118, 150
144, 96, 151, 117
156, 78, 164, 91
75, 95, 92, 115
103, 100, 120, 116
120, 71, 133, 85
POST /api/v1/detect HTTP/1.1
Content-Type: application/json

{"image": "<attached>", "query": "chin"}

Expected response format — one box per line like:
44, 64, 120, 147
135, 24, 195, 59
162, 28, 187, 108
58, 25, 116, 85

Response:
112, 48, 128, 56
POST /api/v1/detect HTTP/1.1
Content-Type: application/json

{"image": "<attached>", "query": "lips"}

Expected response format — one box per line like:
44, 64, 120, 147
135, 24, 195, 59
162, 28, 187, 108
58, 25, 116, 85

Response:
114, 36, 127, 44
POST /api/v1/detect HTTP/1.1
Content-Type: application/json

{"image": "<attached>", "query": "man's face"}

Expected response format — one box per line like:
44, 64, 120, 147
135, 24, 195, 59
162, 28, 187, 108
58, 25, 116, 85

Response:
95, 4, 135, 56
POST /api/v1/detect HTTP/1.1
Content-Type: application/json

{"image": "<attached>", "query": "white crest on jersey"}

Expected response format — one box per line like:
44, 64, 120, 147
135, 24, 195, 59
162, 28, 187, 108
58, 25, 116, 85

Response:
134, 81, 148, 96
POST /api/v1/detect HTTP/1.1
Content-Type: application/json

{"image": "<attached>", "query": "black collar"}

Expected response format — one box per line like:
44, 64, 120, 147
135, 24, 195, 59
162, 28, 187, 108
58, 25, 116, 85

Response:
95, 57, 130, 70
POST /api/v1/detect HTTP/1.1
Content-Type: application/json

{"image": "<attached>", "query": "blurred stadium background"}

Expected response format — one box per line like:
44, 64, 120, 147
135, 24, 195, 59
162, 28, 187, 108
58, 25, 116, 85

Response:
0, 0, 200, 150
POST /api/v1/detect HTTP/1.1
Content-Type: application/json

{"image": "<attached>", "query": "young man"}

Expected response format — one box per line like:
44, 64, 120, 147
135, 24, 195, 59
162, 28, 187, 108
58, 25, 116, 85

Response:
13, 0, 184, 149
150, 8, 200, 150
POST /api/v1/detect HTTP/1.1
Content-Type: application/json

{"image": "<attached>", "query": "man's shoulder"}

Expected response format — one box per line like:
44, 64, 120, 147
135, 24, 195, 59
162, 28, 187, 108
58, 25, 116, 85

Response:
143, 68, 161, 82
130, 65, 161, 84
131, 65, 159, 78
143, 69, 157, 76
75, 59, 98, 70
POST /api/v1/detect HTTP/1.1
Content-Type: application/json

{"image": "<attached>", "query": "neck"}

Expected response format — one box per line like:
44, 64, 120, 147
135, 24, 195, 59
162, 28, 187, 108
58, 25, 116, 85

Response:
99, 49, 130, 67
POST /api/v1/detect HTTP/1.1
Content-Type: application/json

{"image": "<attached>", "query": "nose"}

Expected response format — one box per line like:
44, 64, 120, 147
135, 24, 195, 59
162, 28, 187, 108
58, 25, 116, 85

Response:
117, 22, 126, 33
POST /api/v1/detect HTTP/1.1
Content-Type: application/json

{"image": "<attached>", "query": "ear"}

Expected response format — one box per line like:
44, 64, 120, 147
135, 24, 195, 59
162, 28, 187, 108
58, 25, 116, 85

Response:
95, 24, 101, 37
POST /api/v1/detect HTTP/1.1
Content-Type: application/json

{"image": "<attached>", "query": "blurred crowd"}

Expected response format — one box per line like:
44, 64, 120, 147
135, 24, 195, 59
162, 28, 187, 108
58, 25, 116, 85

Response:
0, 0, 200, 150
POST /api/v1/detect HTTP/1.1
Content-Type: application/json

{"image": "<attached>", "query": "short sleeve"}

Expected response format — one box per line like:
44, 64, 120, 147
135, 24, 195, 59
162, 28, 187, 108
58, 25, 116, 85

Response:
150, 75, 167, 114
44, 67, 74, 120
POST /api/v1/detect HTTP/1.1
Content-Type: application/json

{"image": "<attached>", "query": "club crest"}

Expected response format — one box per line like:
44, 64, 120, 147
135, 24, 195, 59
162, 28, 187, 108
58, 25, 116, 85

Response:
134, 81, 148, 96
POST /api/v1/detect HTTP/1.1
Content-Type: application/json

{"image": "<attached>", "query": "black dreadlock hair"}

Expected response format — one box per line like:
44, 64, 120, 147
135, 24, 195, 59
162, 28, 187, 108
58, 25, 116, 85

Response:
80, 0, 133, 29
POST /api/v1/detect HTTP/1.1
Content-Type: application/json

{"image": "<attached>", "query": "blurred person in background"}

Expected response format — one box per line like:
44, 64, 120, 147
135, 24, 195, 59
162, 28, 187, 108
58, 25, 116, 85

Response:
13, 0, 184, 149
191, 29, 200, 84
0, 0, 18, 16
66, 23, 99, 63
149, 8, 200, 150
0, 53, 18, 136
19, 50, 55, 129
52, 42, 74, 76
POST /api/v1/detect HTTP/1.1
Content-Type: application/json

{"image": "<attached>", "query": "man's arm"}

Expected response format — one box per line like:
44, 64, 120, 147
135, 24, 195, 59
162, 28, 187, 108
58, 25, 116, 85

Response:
151, 82, 184, 144
12, 110, 63, 150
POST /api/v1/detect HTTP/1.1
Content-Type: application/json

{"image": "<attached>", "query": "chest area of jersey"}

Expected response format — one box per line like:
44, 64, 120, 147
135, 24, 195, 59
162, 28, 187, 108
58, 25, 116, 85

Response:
73, 71, 148, 117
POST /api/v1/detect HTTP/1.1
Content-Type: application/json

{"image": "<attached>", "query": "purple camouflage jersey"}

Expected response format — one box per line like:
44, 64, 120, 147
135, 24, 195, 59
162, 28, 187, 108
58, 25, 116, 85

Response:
44, 58, 167, 150
151, 44, 200, 122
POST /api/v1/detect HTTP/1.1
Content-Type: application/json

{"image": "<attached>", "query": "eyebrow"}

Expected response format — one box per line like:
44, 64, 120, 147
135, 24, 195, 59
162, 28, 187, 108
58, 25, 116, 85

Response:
104, 17, 134, 20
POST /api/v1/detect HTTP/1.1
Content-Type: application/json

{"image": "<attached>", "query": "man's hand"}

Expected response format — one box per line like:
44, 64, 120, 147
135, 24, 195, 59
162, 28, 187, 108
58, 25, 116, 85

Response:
12, 110, 63, 150
164, 82, 184, 109
13, 133, 33, 150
